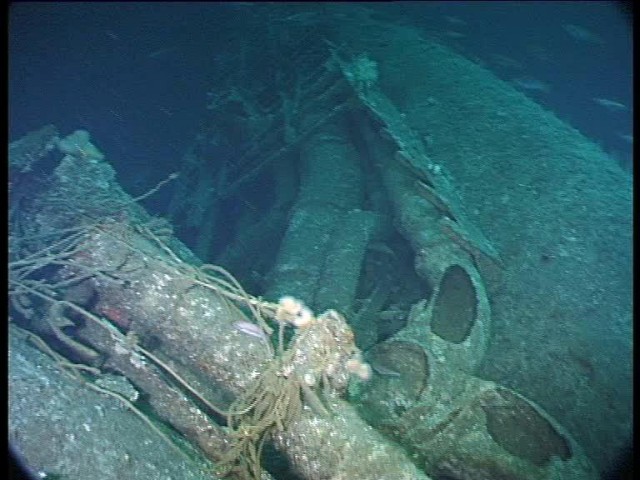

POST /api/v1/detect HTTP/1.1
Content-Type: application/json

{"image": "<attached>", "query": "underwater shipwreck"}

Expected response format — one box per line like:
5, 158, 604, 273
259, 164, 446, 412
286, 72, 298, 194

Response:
9, 5, 631, 480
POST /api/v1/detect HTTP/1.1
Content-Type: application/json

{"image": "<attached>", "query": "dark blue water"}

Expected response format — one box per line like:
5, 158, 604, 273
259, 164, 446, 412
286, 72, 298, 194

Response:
9, 3, 235, 195
9, 2, 633, 192
395, 1, 633, 170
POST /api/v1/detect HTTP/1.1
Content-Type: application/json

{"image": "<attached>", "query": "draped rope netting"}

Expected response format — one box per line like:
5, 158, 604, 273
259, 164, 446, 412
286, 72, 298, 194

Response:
9, 213, 365, 480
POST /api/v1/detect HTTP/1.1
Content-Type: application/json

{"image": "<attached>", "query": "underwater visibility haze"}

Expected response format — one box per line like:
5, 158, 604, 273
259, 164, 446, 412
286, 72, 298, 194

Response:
9, 3, 632, 480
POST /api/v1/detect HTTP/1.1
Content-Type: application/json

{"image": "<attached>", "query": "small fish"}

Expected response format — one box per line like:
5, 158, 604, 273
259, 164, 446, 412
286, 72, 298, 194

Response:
563, 24, 604, 45
510, 77, 550, 93
617, 133, 633, 144
488, 53, 524, 71
282, 12, 318, 23
109, 109, 124, 121
105, 30, 120, 41
443, 30, 465, 39
233, 321, 268, 341
593, 97, 627, 112
148, 47, 177, 59
527, 44, 553, 63
444, 15, 467, 27
371, 363, 402, 377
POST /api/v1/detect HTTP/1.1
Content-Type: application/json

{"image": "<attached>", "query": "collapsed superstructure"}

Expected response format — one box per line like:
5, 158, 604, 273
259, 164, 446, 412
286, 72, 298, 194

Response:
10, 4, 630, 480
